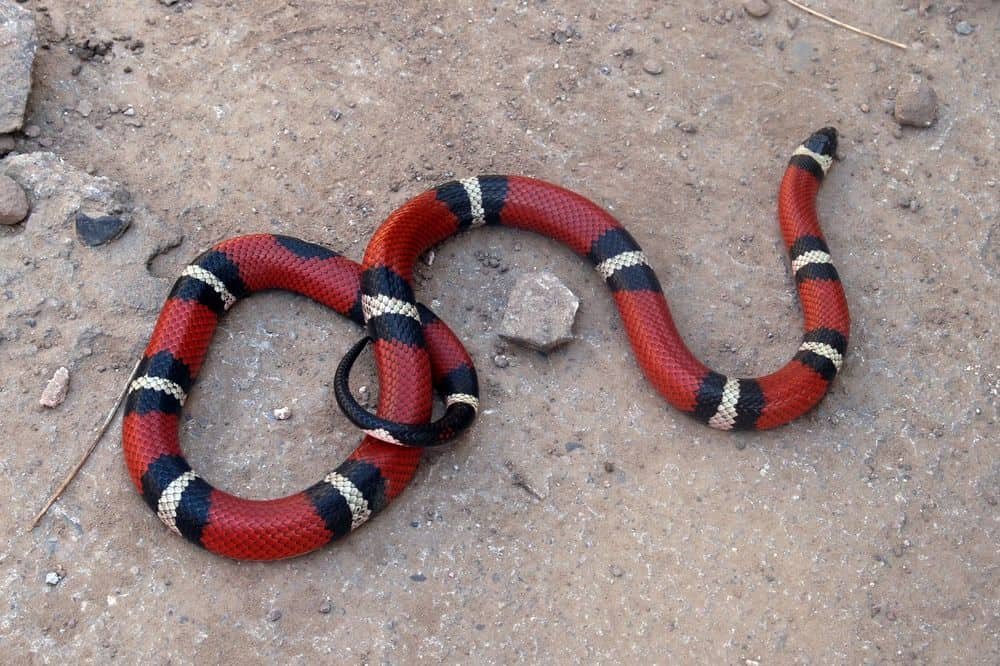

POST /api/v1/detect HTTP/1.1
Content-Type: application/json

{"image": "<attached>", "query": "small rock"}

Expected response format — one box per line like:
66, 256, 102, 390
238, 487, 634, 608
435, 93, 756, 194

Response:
565, 441, 584, 452
75, 212, 130, 246
609, 564, 625, 578
954, 21, 974, 36
492, 354, 509, 368
318, 600, 332, 614
0, 1, 37, 133
743, 0, 771, 18
409, 573, 427, 582
0, 174, 30, 225
894, 80, 938, 127
23, 124, 41, 138
642, 59, 663, 75
859, 103, 870, 113
39, 367, 70, 407
678, 120, 698, 134
273, 406, 292, 420
76, 99, 93, 118
45, 571, 62, 586
499, 272, 579, 352
603, 461, 615, 473
266, 609, 282, 622
123, 106, 136, 117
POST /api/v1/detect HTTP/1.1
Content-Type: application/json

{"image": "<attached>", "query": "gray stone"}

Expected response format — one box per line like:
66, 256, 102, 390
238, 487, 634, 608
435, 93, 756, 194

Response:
894, 80, 938, 128
75, 212, 130, 246
500, 272, 579, 352
743, 0, 771, 18
0, 1, 37, 133
0, 173, 29, 224
955, 21, 974, 36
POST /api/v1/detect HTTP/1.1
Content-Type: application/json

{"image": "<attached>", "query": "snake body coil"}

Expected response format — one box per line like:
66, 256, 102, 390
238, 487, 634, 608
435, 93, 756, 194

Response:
123, 128, 849, 560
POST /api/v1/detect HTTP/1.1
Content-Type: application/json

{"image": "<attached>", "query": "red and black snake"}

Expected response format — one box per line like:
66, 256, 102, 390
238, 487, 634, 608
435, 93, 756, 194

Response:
123, 127, 849, 560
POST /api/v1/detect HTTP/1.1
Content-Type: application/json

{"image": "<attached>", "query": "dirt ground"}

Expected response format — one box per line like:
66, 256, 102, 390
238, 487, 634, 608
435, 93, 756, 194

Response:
2, 0, 998, 663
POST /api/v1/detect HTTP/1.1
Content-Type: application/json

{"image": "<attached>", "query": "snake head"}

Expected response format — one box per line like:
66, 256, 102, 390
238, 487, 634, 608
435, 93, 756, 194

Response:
803, 127, 838, 158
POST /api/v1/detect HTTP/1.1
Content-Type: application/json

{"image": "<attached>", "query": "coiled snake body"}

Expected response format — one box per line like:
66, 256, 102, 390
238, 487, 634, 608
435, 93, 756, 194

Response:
123, 128, 849, 560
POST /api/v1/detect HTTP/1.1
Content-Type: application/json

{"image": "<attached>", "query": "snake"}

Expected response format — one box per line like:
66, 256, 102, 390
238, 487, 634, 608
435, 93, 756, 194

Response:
122, 127, 849, 560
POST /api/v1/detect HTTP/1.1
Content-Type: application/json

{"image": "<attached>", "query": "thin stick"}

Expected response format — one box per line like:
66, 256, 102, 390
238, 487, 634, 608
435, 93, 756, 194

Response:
30, 359, 141, 529
782, 0, 908, 50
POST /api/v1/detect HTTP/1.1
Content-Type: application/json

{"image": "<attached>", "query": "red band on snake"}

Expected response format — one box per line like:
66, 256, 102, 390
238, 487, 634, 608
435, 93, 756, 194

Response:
122, 128, 849, 560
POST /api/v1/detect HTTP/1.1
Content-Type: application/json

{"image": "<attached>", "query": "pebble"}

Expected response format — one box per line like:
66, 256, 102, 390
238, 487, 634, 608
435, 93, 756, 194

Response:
45, 571, 62, 586
642, 59, 663, 75
23, 124, 40, 138
603, 461, 616, 473
499, 272, 579, 352
39, 367, 70, 407
859, 103, 870, 113
954, 21, 973, 36
678, 120, 698, 134
75, 212, 130, 246
273, 406, 292, 420
318, 600, 332, 614
743, 0, 771, 18
409, 573, 427, 582
609, 564, 625, 578
76, 99, 93, 118
266, 609, 282, 622
492, 354, 510, 368
0, 174, 30, 225
894, 80, 938, 128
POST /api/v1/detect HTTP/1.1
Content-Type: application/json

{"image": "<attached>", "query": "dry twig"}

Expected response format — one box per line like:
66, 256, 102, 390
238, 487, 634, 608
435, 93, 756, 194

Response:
782, 0, 908, 50
30, 360, 141, 529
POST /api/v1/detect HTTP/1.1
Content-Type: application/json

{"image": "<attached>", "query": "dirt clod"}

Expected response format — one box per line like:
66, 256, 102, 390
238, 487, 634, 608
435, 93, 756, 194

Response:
894, 80, 938, 128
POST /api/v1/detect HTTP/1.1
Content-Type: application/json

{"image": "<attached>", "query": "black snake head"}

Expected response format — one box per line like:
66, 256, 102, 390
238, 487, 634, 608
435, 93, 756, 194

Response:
804, 127, 838, 158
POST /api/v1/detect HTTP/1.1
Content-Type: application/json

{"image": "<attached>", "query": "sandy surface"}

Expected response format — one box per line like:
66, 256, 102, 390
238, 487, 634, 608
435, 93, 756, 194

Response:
2, 1, 998, 663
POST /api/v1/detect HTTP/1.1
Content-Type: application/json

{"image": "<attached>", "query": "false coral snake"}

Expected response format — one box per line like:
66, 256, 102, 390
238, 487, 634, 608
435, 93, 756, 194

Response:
122, 127, 848, 560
